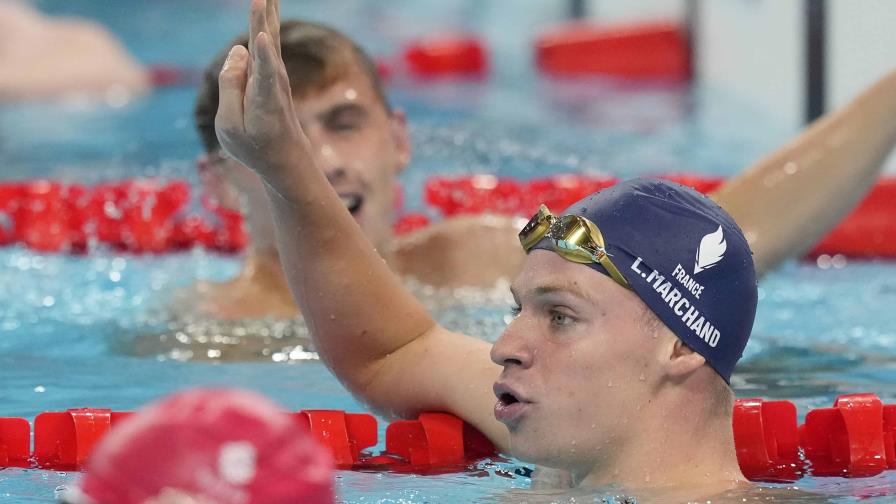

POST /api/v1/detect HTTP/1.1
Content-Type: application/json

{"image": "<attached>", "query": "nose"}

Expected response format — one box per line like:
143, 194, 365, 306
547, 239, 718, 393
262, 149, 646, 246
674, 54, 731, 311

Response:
490, 317, 534, 369
324, 165, 348, 186
305, 129, 347, 182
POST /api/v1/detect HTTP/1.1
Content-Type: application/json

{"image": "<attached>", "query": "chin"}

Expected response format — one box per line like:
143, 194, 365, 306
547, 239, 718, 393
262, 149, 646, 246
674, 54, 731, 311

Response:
507, 430, 553, 465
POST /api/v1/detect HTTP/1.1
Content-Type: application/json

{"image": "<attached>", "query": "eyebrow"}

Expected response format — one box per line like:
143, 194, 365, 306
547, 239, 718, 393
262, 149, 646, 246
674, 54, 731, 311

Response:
317, 102, 369, 124
510, 282, 592, 304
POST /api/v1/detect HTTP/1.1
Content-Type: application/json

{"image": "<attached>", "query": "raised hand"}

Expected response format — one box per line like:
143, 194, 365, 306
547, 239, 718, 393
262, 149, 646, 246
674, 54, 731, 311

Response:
214, 0, 311, 192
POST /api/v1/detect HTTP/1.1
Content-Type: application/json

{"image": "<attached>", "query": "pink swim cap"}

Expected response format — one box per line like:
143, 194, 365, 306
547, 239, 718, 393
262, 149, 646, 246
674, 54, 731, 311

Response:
68, 388, 333, 504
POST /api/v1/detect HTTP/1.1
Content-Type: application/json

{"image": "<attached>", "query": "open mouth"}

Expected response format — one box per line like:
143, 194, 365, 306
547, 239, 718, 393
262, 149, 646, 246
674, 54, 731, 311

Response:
499, 392, 520, 406
493, 383, 529, 424
340, 193, 363, 215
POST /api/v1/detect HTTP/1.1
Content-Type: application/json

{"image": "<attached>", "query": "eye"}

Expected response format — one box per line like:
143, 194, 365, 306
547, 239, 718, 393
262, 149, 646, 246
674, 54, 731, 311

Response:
324, 106, 368, 133
327, 119, 360, 132
549, 310, 573, 327
509, 304, 522, 317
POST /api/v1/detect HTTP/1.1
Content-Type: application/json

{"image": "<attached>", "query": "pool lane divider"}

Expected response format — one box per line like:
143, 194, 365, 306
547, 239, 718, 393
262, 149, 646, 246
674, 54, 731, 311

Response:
535, 21, 690, 80
1, 174, 895, 258
0, 179, 246, 254
2, 393, 896, 480
733, 393, 896, 481
150, 22, 690, 84
0, 409, 497, 475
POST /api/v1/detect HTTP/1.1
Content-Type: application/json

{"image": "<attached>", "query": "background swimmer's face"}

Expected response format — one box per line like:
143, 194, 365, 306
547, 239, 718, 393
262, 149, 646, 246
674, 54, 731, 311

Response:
291, 68, 411, 253
491, 250, 661, 475
203, 66, 409, 255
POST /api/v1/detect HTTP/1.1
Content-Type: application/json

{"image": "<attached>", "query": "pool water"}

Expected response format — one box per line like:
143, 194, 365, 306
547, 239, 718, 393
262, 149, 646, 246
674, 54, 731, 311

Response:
2, 1, 896, 502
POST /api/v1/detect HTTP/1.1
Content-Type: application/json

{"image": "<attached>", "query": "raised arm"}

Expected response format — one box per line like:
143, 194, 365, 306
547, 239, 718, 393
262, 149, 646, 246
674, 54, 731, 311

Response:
214, 0, 507, 448
710, 70, 896, 276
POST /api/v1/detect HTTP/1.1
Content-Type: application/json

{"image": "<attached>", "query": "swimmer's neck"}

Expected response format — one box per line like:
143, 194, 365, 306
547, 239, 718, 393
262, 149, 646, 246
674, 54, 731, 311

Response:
572, 402, 747, 498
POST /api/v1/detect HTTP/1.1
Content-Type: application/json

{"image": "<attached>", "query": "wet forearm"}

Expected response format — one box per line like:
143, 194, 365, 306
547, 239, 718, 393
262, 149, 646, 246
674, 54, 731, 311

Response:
263, 169, 436, 389
712, 70, 896, 275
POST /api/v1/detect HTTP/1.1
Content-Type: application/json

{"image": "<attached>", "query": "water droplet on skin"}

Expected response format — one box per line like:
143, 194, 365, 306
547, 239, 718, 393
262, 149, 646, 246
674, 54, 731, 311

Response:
607, 380, 613, 387
638, 372, 646, 381
329, 314, 336, 320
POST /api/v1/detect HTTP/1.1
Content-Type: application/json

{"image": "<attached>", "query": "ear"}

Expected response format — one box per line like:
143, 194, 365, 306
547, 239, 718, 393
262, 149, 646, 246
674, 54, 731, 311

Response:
389, 108, 411, 174
663, 338, 706, 379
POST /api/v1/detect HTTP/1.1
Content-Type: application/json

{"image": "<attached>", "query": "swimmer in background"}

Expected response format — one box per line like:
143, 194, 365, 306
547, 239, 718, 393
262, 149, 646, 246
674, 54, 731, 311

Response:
185, 13, 896, 323
0, 1, 149, 101
211, 1, 842, 498
56, 388, 333, 504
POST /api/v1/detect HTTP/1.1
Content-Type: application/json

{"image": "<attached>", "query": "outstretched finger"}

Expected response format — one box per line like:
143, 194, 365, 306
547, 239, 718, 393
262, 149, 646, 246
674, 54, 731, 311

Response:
248, 0, 266, 58
247, 31, 283, 110
215, 45, 249, 138
266, 0, 281, 60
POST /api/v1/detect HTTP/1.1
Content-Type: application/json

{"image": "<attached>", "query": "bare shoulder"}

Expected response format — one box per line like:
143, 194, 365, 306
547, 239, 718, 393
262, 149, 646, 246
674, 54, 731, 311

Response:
391, 214, 527, 288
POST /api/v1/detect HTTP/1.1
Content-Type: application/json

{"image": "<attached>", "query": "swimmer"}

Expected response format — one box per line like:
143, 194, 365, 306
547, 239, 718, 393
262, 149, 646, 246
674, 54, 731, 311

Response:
213, 1, 879, 498
56, 388, 333, 504
0, 1, 149, 101
188, 9, 896, 323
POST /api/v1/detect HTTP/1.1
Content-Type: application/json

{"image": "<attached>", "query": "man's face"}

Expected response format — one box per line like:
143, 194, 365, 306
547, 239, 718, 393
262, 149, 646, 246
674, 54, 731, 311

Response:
291, 67, 410, 252
206, 65, 409, 254
491, 250, 659, 475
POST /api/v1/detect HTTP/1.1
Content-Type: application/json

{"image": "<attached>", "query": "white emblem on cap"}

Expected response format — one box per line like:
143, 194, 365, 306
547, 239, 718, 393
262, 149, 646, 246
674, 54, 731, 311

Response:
694, 225, 726, 274
218, 441, 257, 485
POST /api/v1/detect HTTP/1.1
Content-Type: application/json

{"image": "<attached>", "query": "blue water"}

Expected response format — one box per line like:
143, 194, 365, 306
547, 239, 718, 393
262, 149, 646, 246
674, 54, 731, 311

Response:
2, 1, 896, 502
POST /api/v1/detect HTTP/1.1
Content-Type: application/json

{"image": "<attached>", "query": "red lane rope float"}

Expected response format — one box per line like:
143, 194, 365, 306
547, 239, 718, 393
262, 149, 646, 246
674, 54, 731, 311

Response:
5, 394, 896, 480
3, 174, 895, 257
807, 178, 896, 259
33, 409, 133, 471
732, 398, 801, 482
393, 213, 431, 236
0, 178, 245, 254
535, 21, 690, 80
402, 33, 488, 79
147, 65, 201, 88
0, 417, 30, 468
1, 409, 496, 474
734, 393, 896, 481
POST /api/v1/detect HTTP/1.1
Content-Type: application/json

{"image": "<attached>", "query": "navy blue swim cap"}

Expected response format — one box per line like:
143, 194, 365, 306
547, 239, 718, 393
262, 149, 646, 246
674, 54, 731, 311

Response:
530, 177, 757, 383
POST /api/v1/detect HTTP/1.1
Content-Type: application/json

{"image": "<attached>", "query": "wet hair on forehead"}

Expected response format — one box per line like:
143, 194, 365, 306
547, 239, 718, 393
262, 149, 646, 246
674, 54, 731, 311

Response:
194, 20, 391, 154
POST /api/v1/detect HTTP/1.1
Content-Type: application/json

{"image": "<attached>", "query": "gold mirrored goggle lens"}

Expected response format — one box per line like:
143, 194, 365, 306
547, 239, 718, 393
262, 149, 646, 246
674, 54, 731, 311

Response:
518, 204, 631, 289
552, 216, 603, 263
520, 204, 553, 252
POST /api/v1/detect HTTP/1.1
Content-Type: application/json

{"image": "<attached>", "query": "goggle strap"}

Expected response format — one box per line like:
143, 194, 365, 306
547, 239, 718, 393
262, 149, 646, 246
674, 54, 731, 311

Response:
601, 259, 631, 289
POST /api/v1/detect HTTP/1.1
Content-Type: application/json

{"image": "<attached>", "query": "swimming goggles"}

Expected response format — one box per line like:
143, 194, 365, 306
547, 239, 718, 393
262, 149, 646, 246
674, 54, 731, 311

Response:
519, 204, 631, 290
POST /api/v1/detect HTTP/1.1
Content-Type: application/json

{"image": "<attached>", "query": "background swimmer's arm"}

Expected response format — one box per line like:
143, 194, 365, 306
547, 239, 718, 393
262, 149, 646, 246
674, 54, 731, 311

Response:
392, 214, 526, 287
215, 0, 509, 451
710, 69, 896, 276
0, 2, 148, 100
